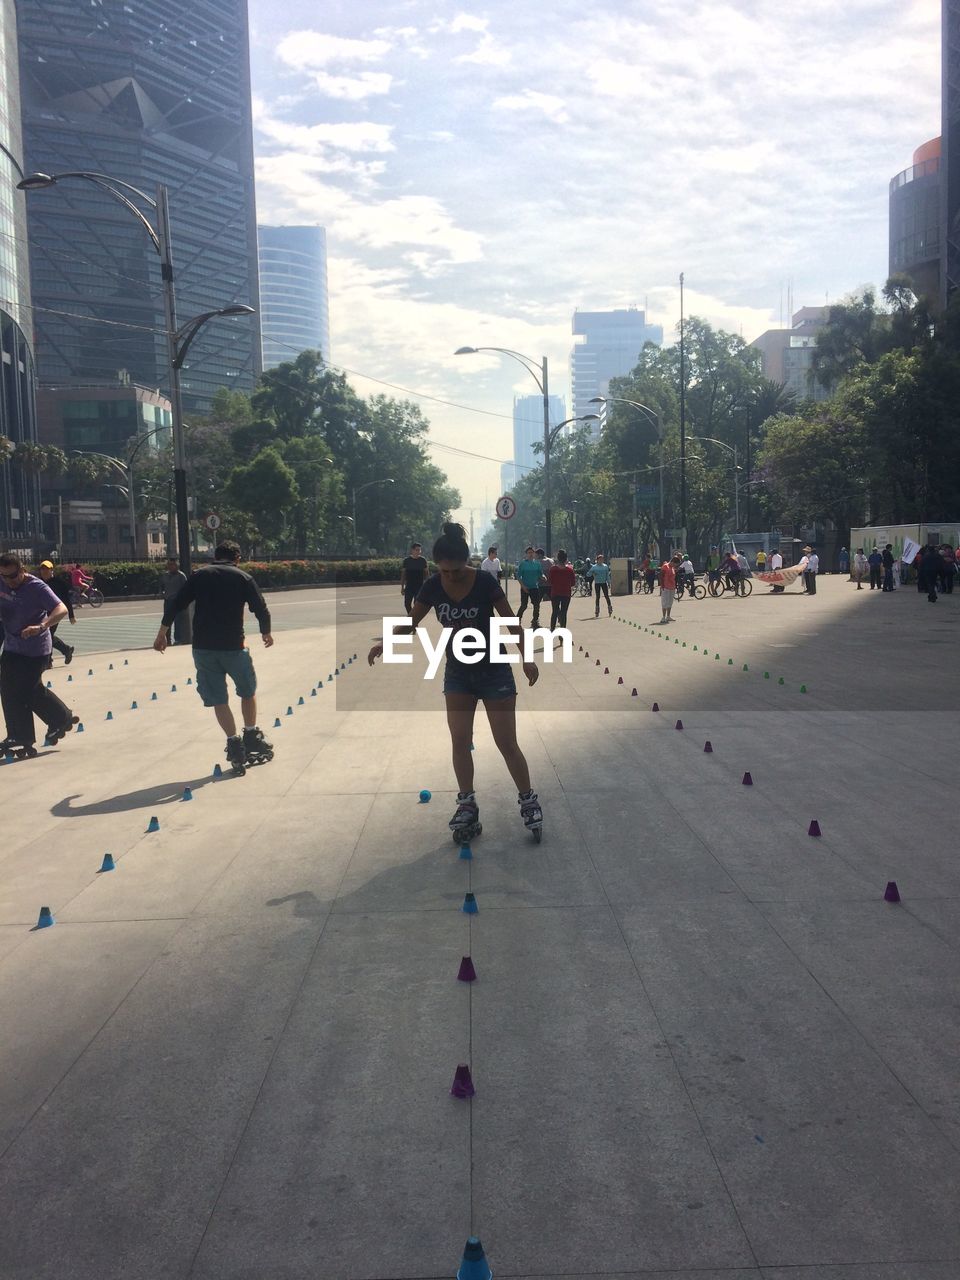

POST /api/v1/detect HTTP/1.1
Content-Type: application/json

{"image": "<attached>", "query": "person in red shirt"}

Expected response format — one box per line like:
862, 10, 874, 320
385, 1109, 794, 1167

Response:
547, 548, 576, 629
658, 553, 681, 623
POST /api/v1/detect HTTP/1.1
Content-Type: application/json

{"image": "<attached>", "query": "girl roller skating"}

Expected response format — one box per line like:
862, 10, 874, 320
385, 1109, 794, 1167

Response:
368, 523, 544, 844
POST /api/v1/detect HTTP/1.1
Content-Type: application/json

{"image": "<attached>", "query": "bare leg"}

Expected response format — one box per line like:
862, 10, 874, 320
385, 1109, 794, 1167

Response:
445, 693, 478, 793
214, 703, 237, 736
483, 695, 532, 792
240, 695, 257, 729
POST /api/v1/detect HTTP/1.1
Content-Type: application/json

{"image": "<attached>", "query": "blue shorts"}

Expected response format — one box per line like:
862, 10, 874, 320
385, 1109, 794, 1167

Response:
193, 647, 257, 706
442, 663, 517, 701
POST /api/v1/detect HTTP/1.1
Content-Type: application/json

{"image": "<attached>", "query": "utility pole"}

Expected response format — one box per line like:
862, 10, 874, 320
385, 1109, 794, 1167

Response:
679, 272, 687, 543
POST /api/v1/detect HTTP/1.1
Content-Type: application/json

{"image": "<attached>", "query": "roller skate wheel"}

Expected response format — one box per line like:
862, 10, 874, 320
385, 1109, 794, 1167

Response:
531, 825, 542, 843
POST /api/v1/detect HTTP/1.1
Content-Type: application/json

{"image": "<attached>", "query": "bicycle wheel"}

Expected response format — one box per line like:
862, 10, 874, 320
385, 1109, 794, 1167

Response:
708, 578, 724, 597
87, 588, 104, 608
741, 579, 753, 598
693, 583, 707, 600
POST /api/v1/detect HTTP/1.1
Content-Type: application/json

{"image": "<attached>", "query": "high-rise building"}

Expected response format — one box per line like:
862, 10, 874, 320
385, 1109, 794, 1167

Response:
749, 307, 830, 402
258, 225, 331, 369
0, 0, 40, 549
16, 0, 261, 414
570, 307, 663, 438
512, 392, 566, 483
942, 0, 960, 307
889, 138, 941, 303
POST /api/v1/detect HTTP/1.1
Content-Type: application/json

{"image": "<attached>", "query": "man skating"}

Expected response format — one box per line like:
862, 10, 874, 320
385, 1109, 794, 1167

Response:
154, 541, 274, 772
0, 553, 78, 755
400, 542, 428, 616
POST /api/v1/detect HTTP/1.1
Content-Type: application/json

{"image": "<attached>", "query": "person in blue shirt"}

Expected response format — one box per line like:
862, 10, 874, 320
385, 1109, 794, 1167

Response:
515, 545, 544, 626
587, 553, 612, 617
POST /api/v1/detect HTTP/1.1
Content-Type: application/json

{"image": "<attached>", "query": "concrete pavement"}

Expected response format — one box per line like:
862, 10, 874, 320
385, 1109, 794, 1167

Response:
0, 576, 958, 1279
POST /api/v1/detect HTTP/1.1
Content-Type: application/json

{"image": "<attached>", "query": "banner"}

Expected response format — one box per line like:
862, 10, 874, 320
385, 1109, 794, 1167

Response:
757, 564, 806, 588
901, 537, 920, 565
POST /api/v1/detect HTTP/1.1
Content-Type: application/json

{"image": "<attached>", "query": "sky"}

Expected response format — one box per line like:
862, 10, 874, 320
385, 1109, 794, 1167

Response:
247, 0, 941, 531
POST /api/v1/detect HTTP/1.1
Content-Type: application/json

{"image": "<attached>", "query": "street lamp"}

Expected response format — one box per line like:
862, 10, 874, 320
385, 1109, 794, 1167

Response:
455, 345, 559, 554
589, 396, 664, 522
17, 170, 256, 581
688, 436, 741, 530
351, 478, 394, 553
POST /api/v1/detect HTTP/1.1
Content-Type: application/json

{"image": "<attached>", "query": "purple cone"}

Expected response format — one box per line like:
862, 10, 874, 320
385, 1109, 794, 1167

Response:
457, 956, 477, 982
451, 1063, 475, 1098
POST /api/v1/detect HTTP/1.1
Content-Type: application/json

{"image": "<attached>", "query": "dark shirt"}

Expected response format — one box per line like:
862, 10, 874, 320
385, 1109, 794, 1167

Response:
416, 569, 505, 669
868, 551, 882, 567
46, 573, 75, 621
402, 555, 428, 592
161, 562, 271, 651
881, 549, 894, 568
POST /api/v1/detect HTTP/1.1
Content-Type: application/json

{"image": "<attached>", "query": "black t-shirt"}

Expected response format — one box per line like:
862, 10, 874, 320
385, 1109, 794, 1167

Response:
416, 569, 506, 669
402, 555, 428, 593
161, 563, 271, 651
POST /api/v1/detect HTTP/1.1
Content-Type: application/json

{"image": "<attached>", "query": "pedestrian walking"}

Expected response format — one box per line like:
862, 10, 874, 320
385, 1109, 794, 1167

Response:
158, 556, 189, 643
917, 544, 940, 603
938, 544, 955, 595
881, 544, 895, 592
587, 553, 612, 616
802, 546, 819, 594
838, 546, 850, 576
367, 523, 543, 843
36, 560, 75, 665
658, 552, 681, 622
400, 541, 429, 617
537, 546, 554, 608
515, 545, 543, 626
154, 540, 274, 773
479, 546, 502, 582
548, 549, 575, 630
853, 548, 868, 589
0, 553, 78, 755
868, 547, 882, 590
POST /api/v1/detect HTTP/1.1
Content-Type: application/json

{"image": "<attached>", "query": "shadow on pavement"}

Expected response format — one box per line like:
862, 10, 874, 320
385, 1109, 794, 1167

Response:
50, 775, 221, 817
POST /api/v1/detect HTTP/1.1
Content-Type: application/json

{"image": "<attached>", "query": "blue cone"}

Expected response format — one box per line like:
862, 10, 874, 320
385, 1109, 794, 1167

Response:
340, 662, 345, 669
274, 717, 282, 727
171, 684, 177, 692
147, 815, 160, 832
457, 1237, 492, 1280
462, 892, 478, 915
106, 710, 113, 720
298, 696, 305, 705
131, 700, 138, 710
99, 853, 115, 873
151, 692, 158, 701
186, 677, 192, 685
109, 663, 114, 670
353, 653, 357, 659
419, 789, 431, 803
213, 762, 223, 778
123, 659, 128, 665
46, 680, 52, 688
459, 843, 472, 860
67, 674, 72, 682
88, 668, 93, 676
286, 706, 293, 716
76, 723, 84, 733
181, 787, 193, 801
310, 688, 317, 697
35, 906, 55, 929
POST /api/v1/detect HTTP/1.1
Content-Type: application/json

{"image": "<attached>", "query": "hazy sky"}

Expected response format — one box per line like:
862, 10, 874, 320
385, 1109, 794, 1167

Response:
248, 0, 940, 524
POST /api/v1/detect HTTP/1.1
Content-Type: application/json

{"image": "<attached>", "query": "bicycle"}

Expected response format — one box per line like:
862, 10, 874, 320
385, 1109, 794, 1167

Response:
709, 574, 752, 598
69, 584, 105, 609
675, 573, 706, 601
574, 573, 592, 597
634, 574, 656, 594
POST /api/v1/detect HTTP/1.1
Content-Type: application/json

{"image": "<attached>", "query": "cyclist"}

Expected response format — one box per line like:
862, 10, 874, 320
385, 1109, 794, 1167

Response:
69, 562, 93, 601
723, 551, 744, 596
678, 552, 695, 594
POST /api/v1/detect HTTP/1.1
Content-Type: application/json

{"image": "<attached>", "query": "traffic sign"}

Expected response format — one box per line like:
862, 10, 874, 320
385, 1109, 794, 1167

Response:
204, 512, 222, 531
495, 494, 517, 520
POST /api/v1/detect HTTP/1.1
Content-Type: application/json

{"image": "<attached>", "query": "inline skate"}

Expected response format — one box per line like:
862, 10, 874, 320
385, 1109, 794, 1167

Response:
518, 789, 543, 843
242, 725, 274, 768
0, 737, 38, 761
449, 791, 482, 843
225, 735, 247, 777
44, 714, 79, 746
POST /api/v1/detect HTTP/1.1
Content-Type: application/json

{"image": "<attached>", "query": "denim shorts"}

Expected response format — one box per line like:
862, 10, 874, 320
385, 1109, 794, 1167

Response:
194, 647, 257, 706
442, 662, 517, 700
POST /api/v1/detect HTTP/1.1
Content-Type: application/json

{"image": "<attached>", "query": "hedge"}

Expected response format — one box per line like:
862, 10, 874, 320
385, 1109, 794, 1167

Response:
87, 558, 410, 597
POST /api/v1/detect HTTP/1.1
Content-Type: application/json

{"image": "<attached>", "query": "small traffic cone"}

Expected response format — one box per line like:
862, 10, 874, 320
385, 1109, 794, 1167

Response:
147, 815, 160, 832
274, 717, 282, 727
742, 772, 753, 786
124, 659, 129, 666
651, 702, 659, 711
631, 687, 638, 696
728, 658, 733, 664
99, 853, 115, 873
171, 684, 177, 692
459, 843, 472, 860
675, 719, 683, 730
46, 680, 52, 688
617, 675, 623, 684
105, 710, 113, 720
109, 663, 114, 670
884, 880, 901, 903
131, 700, 138, 709
578, 644, 582, 652
604, 667, 609, 675
340, 662, 346, 670
450, 1064, 476, 1098
763, 672, 770, 680
808, 820, 821, 837
456, 1237, 491, 1280
704, 740, 713, 752
67, 674, 72, 682
298, 696, 305, 705
693, 645, 698, 651
76, 723, 84, 733
800, 685, 808, 693
151, 692, 158, 701
87, 668, 93, 676
595, 658, 600, 666
584, 651, 589, 658
778, 677, 785, 685
715, 653, 720, 660
213, 762, 223, 777
181, 787, 193, 801
286, 706, 293, 716
743, 663, 749, 671
462, 892, 478, 915
35, 906, 55, 929
457, 956, 477, 982
186, 676, 192, 685
311, 688, 317, 697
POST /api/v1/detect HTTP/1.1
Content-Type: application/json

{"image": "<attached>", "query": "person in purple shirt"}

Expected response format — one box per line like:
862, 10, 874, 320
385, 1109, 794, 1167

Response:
0, 552, 78, 754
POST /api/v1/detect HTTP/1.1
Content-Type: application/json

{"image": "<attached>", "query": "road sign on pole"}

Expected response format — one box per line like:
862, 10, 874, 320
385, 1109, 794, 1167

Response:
204, 512, 222, 532
495, 494, 517, 521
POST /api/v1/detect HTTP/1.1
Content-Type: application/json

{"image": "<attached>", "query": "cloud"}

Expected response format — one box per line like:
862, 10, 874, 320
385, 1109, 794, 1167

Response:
275, 31, 391, 68
492, 90, 569, 125
306, 71, 393, 100
257, 115, 395, 154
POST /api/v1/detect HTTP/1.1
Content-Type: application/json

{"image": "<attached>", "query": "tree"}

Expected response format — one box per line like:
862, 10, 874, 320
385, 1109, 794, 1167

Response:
224, 447, 300, 550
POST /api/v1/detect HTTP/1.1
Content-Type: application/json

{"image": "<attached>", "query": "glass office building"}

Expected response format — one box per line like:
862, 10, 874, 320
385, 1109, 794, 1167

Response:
0, 0, 40, 548
889, 139, 941, 305
258, 225, 331, 369
570, 308, 663, 439
16, 0, 261, 413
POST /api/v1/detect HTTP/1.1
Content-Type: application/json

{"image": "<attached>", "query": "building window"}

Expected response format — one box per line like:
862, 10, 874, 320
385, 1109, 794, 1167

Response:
119, 525, 131, 540
86, 525, 108, 543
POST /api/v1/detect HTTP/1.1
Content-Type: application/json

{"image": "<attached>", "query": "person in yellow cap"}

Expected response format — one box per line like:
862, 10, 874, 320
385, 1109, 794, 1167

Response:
35, 560, 75, 665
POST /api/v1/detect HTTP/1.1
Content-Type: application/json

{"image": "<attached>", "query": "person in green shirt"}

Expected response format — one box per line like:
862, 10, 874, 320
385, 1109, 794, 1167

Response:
515, 545, 544, 626
705, 545, 721, 591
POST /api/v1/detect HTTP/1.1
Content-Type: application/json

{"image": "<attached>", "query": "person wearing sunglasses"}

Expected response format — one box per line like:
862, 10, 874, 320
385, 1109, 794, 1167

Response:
0, 553, 78, 756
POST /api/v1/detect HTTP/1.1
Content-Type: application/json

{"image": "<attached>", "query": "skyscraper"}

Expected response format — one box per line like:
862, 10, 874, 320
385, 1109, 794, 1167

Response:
512, 392, 566, 484
570, 307, 663, 437
16, 0, 261, 413
942, 0, 960, 307
0, 0, 40, 548
258, 226, 331, 369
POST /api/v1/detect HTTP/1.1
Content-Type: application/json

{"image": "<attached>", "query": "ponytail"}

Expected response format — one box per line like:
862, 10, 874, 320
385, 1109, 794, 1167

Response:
432, 522, 470, 563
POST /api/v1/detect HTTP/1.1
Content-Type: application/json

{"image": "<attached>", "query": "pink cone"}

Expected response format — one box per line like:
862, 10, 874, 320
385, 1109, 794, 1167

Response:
703, 741, 713, 753
651, 702, 659, 712
617, 675, 623, 684
808, 820, 821, 837
604, 666, 609, 675
631, 688, 638, 696
596, 658, 600, 666
675, 719, 683, 730
457, 956, 477, 982
884, 880, 901, 903
451, 1063, 475, 1097
742, 771, 753, 785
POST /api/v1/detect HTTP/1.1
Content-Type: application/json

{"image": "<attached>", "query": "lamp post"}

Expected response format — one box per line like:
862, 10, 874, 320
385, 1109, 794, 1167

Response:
17, 171, 255, 579
688, 436, 741, 530
351, 478, 394, 553
455, 345, 559, 554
